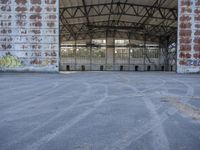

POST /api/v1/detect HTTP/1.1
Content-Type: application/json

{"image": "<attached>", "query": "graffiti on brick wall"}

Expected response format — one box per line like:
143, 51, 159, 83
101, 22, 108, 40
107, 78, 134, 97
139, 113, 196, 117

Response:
178, 0, 200, 73
0, 52, 23, 68
0, 0, 59, 72
179, 59, 200, 66
186, 59, 200, 66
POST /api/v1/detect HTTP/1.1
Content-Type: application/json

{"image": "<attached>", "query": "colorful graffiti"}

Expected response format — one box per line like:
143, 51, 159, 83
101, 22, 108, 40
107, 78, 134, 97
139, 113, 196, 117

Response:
186, 59, 200, 66
0, 53, 23, 68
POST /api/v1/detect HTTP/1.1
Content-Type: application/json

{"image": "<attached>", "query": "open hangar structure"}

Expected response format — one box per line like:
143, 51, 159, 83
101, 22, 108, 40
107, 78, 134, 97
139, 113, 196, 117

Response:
59, 0, 177, 72
0, 0, 200, 73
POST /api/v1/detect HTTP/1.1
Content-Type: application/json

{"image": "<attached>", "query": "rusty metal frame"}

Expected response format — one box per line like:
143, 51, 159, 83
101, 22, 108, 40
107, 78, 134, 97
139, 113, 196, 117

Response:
59, 1, 177, 43
59, 0, 178, 71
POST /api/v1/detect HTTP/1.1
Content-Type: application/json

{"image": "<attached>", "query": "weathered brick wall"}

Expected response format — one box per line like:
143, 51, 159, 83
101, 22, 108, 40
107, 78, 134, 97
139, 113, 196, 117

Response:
178, 0, 200, 73
0, 0, 59, 72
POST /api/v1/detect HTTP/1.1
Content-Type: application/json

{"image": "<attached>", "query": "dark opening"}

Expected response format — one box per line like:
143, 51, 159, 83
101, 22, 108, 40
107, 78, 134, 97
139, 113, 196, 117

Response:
171, 65, 173, 71
81, 65, 85, 71
161, 66, 165, 71
100, 65, 104, 71
120, 65, 123, 71
66, 65, 70, 71
135, 66, 139, 71
147, 66, 151, 71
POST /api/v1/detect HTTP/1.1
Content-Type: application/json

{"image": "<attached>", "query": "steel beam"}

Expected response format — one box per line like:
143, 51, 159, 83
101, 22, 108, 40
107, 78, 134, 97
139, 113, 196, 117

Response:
60, 2, 177, 21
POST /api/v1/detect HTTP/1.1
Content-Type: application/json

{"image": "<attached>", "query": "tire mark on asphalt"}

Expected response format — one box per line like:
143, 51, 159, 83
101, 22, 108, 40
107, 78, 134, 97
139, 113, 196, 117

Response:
0, 82, 63, 115
104, 74, 170, 150
4, 82, 93, 149
0, 95, 76, 124
0, 80, 81, 113
142, 96, 170, 150
24, 84, 108, 150
0, 81, 59, 110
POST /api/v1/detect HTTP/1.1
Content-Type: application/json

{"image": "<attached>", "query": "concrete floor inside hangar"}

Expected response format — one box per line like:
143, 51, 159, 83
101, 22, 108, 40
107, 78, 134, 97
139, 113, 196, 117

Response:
0, 72, 200, 150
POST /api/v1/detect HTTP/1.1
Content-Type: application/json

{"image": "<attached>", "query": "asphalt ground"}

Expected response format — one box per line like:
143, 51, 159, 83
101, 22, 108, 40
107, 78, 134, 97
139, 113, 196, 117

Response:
0, 72, 200, 150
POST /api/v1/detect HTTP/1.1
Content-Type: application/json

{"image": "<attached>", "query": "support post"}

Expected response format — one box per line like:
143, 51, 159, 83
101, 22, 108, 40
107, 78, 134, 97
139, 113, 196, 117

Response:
158, 36, 162, 71
74, 40, 77, 70
113, 31, 115, 71
90, 37, 92, 71
164, 36, 169, 71
175, 40, 178, 72
143, 34, 146, 71
105, 31, 108, 70
128, 39, 131, 71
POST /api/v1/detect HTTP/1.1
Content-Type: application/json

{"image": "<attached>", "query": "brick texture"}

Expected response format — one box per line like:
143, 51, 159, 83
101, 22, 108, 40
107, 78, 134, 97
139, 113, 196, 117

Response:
0, 0, 59, 72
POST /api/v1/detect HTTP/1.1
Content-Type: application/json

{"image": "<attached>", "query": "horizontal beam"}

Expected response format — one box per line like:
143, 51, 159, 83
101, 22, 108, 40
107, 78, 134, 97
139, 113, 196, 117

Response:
60, 20, 176, 36
60, 2, 177, 12
60, 2, 177, 21
60, 44, 159, 48
60, 29, 170, 42
61, 20, 176, 28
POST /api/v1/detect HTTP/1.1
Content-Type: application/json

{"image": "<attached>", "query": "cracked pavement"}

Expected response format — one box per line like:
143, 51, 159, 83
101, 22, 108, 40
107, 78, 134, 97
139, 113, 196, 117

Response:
0, 72, 200, 150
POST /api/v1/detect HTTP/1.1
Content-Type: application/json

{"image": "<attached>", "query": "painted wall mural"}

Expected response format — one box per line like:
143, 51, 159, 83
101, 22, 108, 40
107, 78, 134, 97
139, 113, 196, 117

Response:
178, 0, 200, 73
0, 52, 23, 68
0, 0, 59, 72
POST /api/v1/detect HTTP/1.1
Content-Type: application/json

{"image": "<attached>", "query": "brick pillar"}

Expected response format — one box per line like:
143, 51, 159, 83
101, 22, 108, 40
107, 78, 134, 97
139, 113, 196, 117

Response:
177, 0, 200, 73
0, 0, 59, 72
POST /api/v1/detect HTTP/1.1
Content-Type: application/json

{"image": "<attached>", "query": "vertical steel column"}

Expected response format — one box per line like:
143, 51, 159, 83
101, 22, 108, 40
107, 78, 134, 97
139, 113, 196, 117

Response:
74, 40, 77, 70
165, 36, 169, 71
58, 0, 61, 72
158, 36, 162, 71
128, 39, 131, 71
143, 34, 146, 71
113, 31, 115, 71
90, 37, 92, 71
175, 40, 178, 72
106, 31, 108, 70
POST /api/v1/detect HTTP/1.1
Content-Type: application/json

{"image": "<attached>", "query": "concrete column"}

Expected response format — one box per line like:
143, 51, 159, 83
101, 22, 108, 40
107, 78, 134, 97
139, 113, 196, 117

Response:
106, 37, 115, 70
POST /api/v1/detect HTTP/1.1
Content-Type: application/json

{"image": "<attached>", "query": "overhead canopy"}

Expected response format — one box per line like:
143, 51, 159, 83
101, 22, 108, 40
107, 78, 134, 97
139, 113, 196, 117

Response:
60, 0, 177, 43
